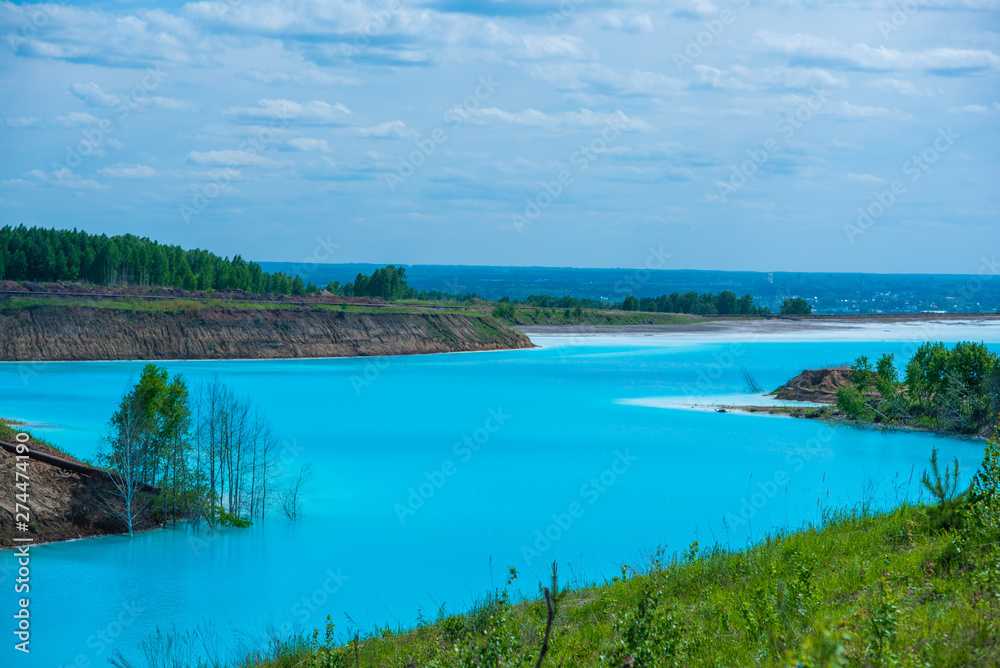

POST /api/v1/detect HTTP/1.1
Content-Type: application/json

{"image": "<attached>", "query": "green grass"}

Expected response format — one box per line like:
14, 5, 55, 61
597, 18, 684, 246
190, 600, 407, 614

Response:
218, 441, 1000, 668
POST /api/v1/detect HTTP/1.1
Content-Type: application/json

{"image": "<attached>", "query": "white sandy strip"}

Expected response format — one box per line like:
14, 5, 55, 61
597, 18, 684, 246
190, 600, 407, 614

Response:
617, 393, 825, 414
528, 319, 1000, 348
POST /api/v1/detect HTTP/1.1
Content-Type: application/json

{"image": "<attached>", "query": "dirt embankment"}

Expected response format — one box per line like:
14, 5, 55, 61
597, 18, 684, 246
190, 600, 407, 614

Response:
771, 368, 852, 404
0, 434, 159, 547
0, 279, 374, 305
0, 305, 534, 361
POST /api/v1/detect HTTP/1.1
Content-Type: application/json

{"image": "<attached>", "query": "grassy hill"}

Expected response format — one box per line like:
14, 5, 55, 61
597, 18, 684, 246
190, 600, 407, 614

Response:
181, 441, 1000, 668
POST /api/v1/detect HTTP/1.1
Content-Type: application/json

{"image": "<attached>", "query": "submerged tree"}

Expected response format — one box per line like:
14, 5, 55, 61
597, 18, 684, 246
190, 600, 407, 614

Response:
99, 366, 287, 535
96, 390, 155, 537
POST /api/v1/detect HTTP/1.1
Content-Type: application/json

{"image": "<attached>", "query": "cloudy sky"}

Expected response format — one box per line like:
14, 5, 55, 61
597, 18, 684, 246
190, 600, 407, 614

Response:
1, 0, 997, 273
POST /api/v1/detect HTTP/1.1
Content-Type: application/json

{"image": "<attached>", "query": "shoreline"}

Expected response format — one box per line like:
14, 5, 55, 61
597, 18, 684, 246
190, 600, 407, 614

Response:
520, 313, 1000, 337
0, 341, 539, 366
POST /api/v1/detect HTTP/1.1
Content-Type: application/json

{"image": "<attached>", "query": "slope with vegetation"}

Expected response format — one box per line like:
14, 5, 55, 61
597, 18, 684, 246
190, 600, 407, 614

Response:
0, 420, 160, 546
836, 342, 1000, 437
117, 437, 1000, 668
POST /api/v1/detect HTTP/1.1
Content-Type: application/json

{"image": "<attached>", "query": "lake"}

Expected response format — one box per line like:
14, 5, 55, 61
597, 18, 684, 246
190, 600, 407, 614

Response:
3, 320, 999, 668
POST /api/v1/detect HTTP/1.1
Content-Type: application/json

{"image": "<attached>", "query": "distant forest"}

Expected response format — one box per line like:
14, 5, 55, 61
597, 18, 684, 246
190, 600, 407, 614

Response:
0, 225, 430, 301
0, 225, 308, 294
501, 291, 773, 315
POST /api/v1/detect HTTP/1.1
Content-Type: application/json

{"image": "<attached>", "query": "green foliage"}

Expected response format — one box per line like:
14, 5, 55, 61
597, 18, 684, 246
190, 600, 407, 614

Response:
206, 505, 252, 528
0, 224, 297, 294
835, 385, 871, 421
839, 343, 1000, 436
954, 431, 1000, 566
492, 303, 516, 320
780, 298, 812, 315
865, 578, 901, 666
352, 265, 410, 301
622, 295, 640, 311
612, 575, 685, 667
921, 448, 962, 505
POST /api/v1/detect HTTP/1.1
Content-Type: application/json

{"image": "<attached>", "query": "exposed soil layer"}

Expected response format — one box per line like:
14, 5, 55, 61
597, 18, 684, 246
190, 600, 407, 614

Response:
0, 434, 159, 547
771, 368, 852, 404
0, 305, 534, 361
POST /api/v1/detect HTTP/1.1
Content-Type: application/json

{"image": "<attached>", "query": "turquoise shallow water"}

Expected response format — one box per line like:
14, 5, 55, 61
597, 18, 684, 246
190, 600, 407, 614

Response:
2, 328, 999, 667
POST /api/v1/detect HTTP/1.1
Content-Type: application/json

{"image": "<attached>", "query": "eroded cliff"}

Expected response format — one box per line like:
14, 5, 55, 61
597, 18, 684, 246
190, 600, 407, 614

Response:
0, 305, 535, 361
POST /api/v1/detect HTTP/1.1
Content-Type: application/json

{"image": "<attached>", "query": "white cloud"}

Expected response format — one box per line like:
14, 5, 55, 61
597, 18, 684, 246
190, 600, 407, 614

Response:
98, 164, 158, 179
4, 4, 201, 66
186, 150, 280, 166
600, 13, 654, 34
455, 107, 653, 132
70, 82, 197, 111
285, 137, 330, 152
846, 173, 884, 184
225, 99, 351, 124
838, 101, 914, 120
357, 120, 417, 138
149, 97, 198, 111
524, 62, 683, 97
478, 24, 588, 61
866, 78, 925, 96
627, 14, 654, 34
677, 0, 719, 18
605, 165, 695, 182
4, 117, 40, 128
14, 167, 105, 189
70, 82, 120, 107
693, 65, 848, 92
754, 31, 1000, 73
237, 68, 359, 87
54, 112, 102, 126
947, 104, 991, 114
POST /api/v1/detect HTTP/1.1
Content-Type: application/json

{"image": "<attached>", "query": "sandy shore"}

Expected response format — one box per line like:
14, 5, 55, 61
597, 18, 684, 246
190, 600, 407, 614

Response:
520, 314, 1000, 341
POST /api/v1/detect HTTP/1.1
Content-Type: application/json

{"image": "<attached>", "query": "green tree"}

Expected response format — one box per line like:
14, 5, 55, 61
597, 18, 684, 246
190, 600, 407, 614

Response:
715, 290, 738, 315
622, 295, 640, 311
780, 298, 812, 315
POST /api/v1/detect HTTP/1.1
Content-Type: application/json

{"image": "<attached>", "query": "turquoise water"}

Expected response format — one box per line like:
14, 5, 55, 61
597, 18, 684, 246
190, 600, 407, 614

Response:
2, 328, 998, 667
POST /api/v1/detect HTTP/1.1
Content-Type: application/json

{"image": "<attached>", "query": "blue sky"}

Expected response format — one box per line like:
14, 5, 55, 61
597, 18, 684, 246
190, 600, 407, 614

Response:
1, 0, 997, 273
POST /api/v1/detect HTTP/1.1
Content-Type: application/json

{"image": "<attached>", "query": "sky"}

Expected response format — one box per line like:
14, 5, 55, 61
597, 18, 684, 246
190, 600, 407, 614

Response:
0, 0, 998, 274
